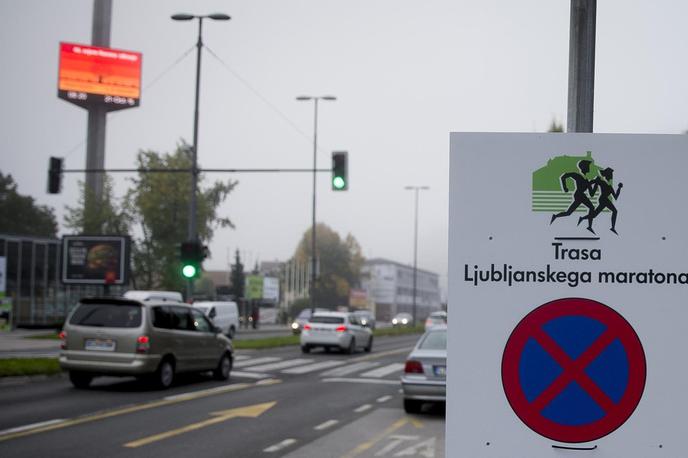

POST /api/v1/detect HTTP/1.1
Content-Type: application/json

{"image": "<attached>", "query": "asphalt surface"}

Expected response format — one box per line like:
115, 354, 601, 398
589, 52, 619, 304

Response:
0, 333, 445, 458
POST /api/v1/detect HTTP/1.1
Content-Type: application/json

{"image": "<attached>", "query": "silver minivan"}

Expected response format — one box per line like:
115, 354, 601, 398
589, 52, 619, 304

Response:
59, 297, 233, 389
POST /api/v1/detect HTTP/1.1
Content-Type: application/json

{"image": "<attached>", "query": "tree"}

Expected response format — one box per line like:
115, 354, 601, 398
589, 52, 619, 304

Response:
548, 119, 564, 132
293, 223, 364, 308
230, 249, 245, 300
0, 172, 57, 237
125, 141, 237, 291
64, 176, 131, 235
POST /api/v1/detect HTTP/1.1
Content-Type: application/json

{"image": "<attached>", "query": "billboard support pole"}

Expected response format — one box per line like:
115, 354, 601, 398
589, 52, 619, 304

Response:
85, 0, 112, 230
566, 0, 596, 133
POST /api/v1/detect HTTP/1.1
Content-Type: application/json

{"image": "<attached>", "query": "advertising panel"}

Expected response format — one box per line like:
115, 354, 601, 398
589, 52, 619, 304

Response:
58, 42, 142, 111
263, 277, 280, 302
62, 236, 130, 285
448, 133, 688, 457
245, 275, 263, 300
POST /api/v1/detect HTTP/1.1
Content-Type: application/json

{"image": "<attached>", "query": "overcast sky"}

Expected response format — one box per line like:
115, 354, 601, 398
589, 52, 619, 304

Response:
2, 0, 688, 295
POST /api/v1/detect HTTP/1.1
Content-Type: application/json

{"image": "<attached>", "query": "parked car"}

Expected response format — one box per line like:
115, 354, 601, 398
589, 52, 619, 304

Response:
59, 297, 233, 389
291, 308, 327, 334
424, 311, 447, 331
193, 301, 239, 338
300, 311, 373, 354
401, 325, 446, 413
392, 312, 413, 327
353, 310, 376, 330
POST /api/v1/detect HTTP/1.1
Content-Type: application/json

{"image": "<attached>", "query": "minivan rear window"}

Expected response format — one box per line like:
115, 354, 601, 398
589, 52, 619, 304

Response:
70, 303, 142, 328
310, 316, 345, 324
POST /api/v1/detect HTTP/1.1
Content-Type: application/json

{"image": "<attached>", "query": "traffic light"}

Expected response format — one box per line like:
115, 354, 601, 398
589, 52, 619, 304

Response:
48, 157, 63, 194
332, 151, 348, 191
179, 240, 207, 279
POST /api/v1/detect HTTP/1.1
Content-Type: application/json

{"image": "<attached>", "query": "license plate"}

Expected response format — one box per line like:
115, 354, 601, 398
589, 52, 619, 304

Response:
84, 338, 116, 352
433, 365, 446, 377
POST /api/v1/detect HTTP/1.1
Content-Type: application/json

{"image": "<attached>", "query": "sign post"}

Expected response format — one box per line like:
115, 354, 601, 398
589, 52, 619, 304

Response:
448, 133, 688, 456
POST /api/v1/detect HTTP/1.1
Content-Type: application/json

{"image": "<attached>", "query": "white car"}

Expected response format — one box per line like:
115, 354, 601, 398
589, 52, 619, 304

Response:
424, 311, 447, 331
300, 311, 373, 354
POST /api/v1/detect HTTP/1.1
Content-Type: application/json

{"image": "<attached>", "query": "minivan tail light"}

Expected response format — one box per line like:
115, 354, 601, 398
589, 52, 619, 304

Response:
59, 331, 67, 350
136, 335, 150, 353
303, 324, 311, 331
405, 360, 424, 374
335, 325, 347, 332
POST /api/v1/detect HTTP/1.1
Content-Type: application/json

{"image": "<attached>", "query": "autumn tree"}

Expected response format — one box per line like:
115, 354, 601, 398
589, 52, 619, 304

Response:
293, 223, 364, 308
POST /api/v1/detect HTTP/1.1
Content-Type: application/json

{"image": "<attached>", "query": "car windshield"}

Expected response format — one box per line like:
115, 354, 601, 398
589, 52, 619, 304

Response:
195, 306, 209, 314
310, 316, 345, 324
70, 303, 142, 328
419, 330, 447, 350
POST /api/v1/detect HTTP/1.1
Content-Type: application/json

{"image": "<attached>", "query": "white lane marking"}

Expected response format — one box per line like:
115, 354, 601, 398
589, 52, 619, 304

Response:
246, 358, 313, 372
360, 363, 405, 378
322, 378, 400, 385
0, 419, 65, 436
314, 419, 339, 431
233, 357, 281, 368
354, 404, 372, 413
377, 395, 392, 403
234, 355, 250, 361
281, 360, 345, 374
230, 371, 270, 379
263, 438, 297, 452
321, 361, 380, 377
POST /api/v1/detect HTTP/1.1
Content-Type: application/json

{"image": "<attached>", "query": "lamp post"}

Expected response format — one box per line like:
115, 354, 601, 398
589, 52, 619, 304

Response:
296, 95, 336, 314
172, 12, 230, 298
404, 186, 429, 326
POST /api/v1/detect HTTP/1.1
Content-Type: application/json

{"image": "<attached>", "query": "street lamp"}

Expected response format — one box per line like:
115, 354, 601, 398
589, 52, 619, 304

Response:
172, 12, 230, 298
404, 185, 430, 326
296, 95, 337, 314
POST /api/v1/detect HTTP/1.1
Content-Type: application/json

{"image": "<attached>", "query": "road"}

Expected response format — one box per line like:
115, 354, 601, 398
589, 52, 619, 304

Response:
0, 334, 445, 458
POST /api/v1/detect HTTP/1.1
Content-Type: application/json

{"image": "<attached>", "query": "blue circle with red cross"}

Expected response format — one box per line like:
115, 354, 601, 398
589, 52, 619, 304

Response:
502, 298, 646, 443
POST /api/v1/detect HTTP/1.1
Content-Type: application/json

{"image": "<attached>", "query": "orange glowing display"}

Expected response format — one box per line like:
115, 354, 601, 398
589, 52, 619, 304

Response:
58, 42, 142, 111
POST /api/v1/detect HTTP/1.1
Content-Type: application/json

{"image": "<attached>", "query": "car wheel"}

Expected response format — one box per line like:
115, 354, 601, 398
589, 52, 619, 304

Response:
69, 371, 93, 389
324, 346, 330, 353
214, 352, 232, 380
154, 359, 175, 389
404, 399, 422, 414
364, 336, 373, 353
347, 337, 356, 354
301, 344, 311, 354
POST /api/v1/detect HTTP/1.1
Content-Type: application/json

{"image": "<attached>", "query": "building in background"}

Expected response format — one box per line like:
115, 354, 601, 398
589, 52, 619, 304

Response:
361, 258, 441, 322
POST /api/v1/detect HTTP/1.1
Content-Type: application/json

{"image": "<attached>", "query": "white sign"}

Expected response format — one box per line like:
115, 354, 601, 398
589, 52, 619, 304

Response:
448, 133, 688, 457
263, 277, 280, 302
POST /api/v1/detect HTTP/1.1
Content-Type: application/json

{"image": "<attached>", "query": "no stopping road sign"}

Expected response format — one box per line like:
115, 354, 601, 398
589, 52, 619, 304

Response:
502, 297, 646, 443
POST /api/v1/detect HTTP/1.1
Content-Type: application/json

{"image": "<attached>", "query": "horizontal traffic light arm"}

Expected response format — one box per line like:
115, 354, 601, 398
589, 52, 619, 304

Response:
58, 167, 333, 173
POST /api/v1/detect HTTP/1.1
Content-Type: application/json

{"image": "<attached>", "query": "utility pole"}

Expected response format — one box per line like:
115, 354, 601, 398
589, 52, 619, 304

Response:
85, 0, 112, 229
404, 186, 429, 327
567, 0, 596, 133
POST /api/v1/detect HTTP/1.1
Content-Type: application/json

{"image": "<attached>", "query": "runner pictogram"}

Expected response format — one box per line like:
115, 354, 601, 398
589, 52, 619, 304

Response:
502, 298, 646, 443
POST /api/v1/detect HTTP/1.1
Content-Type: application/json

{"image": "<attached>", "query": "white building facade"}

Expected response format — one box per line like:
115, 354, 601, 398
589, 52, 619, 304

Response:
361, 258, 441, 322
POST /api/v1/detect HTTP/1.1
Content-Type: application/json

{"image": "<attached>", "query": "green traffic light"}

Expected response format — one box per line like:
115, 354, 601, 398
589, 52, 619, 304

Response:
182, 264, 197, 278
333, 176, 346, 189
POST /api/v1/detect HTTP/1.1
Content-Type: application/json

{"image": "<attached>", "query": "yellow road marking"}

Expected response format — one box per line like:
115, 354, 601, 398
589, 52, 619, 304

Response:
0, 379, 281, 443
410, 418, 424, 429
124, 401, 276, 448
340, 418, 408, 458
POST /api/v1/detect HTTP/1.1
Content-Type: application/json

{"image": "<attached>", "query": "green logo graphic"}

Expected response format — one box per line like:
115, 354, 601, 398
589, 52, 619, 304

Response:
533, 152, 623, 235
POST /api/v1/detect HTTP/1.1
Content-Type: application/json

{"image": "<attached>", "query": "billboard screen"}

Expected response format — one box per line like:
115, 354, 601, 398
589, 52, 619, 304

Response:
58, 42, 142, 111
62, 236, 130, 285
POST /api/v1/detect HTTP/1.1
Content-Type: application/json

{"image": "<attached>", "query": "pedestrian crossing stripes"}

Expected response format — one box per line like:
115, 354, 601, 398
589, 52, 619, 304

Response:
230, 355, 404, 380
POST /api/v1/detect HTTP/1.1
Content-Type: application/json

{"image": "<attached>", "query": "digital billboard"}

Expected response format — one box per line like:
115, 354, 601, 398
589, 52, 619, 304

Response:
62, 236, 130, 285
58, 42, 142, 111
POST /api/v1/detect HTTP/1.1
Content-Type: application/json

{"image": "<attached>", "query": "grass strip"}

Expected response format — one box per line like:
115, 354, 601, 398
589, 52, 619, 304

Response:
233, 335, 300, 349
0, 358, 62, 377
373, 325, 425, 337
24, 333, 61, 340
